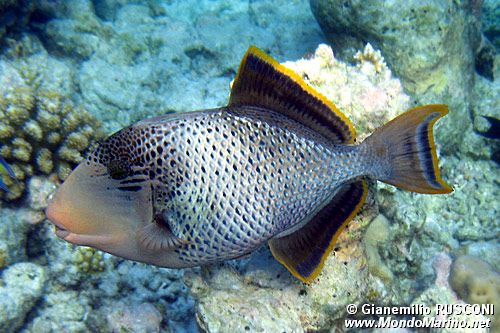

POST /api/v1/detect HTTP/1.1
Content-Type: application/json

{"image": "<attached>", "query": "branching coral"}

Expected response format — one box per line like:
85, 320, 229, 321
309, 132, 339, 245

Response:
0, 60, 103, 201
354, 43, 388, 74
73, 247, 106, 273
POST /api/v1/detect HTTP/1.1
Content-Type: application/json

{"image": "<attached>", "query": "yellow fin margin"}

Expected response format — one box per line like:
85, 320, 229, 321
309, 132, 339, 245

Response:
230, 46, 357, 144
422, 105, 453, 194
270, 179, 368, 284
376, 104, 453, 194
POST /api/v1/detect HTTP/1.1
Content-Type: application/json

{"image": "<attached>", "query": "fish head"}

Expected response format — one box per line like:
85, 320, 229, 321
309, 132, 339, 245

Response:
45, 131, 163, 263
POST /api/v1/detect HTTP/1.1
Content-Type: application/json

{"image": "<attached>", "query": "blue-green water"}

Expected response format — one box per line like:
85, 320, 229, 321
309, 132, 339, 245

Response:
0, 0, 498, 332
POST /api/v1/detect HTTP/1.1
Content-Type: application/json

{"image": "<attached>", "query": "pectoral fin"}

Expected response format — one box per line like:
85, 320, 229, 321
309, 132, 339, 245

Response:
138, 214, 189, 251
269, 179, 368, 283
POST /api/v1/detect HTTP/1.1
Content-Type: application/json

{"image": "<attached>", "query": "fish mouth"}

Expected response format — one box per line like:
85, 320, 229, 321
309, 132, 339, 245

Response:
54, 223, 70, 239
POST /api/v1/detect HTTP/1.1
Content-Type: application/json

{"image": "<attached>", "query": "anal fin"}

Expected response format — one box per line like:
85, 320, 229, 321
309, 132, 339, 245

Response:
269, 179, 368, 283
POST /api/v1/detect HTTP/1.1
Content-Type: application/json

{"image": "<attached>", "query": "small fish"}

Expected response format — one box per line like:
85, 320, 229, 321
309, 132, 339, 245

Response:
46, 47, 453, 283
0, 156, 16, 192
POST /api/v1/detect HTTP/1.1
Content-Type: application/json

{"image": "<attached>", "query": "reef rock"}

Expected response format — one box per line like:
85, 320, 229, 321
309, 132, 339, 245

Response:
412, 253, 491, 333
450, 255, 500, 331
106, 301, 162, 333
186, 239, 374, 332
37, 0, 323, 133
465, 66, 500, 161
483, 0, 500, 50
282, 43, 410, 140
0, 262, 47, 332
310, 0, 482, 154
185, 196, 383, 331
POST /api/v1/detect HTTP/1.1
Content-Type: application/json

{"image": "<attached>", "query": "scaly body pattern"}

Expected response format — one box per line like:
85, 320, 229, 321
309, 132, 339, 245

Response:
46, 47, 452, 282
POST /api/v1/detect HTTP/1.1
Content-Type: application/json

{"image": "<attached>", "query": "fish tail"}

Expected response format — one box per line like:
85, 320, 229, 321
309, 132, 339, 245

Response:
364, 104, 453, 194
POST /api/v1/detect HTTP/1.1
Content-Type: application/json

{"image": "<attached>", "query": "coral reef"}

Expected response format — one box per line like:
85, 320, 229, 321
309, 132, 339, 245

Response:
465, 65, 500, 161
0, 0, 496, 332
18, 221, 195, 333
0, 0, 20, 41
362, 214, 393, 284
106, 301, 162, 333
282, 43, 410, 140
0, 262, 47, 332
412, 253, 491, 333
373, 155, 498, 304
450, 255, 500, 331
23, 290, 91, 332
0, 37, 103, 201
185, 228, 374, 331
310, 0, 482, 154
37, 0, 323, 133
73, 247, 107, 273
185, 191, 381, 331
483, 0, 500, 50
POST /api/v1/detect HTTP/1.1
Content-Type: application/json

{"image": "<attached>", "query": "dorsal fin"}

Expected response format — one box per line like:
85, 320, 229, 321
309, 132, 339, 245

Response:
269, 179, 368, 283
229, 46, 355, 144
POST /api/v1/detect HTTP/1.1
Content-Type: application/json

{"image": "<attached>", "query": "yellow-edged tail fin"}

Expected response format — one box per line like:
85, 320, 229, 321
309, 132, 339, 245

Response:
365, 105, 453, 194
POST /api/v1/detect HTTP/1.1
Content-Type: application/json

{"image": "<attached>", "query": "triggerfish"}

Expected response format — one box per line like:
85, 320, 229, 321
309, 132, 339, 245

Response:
46, 46, 453, 283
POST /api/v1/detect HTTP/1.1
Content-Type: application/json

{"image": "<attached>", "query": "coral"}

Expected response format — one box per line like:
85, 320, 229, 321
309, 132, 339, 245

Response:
362, 214, 393, 284
0, 0, 21, 41
433, 252, 454, 290
106, 301, 162, 333
37, 0, 324, 133
282, 44, 410, 140
310, 0, 482, 154
73, 247, 106, 273
184, 203, 380, 331
373, 153, 498, 305
23, 290, 91, 333
0, 47, 103, 201
0, 206, 32, 268
483, 0, 500, 50
450, 255, 500, 331
457, 240, 500, 270
463, 67, 500, 161
0, 241, 7, 269
354, 43, 387, 74
33, 219, 194, 331
411, 253, 490, 333
0, 262, 47, 332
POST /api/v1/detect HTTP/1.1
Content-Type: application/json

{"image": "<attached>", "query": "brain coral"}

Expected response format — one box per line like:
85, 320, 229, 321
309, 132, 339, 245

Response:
0, 60, 103, 201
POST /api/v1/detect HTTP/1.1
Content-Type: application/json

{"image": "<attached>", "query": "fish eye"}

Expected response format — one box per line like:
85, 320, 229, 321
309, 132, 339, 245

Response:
107, 159, 131, 180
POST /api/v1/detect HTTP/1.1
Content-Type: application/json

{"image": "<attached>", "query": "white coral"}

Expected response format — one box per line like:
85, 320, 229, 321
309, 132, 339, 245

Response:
282, 44, 410, 140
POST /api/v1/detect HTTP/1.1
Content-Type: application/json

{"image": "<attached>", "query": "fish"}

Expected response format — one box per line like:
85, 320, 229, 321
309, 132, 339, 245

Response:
45, 46, 453, 283
0, 156, 16, 192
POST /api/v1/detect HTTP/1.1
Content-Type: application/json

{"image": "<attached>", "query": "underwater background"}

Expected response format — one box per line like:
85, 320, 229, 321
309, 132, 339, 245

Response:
0, 0, 498, 332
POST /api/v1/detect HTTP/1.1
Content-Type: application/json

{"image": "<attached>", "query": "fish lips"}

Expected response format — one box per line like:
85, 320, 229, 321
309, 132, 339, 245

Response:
53, 223, 70, 239
47, 212, 70, 239
45, 201, 70, 239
